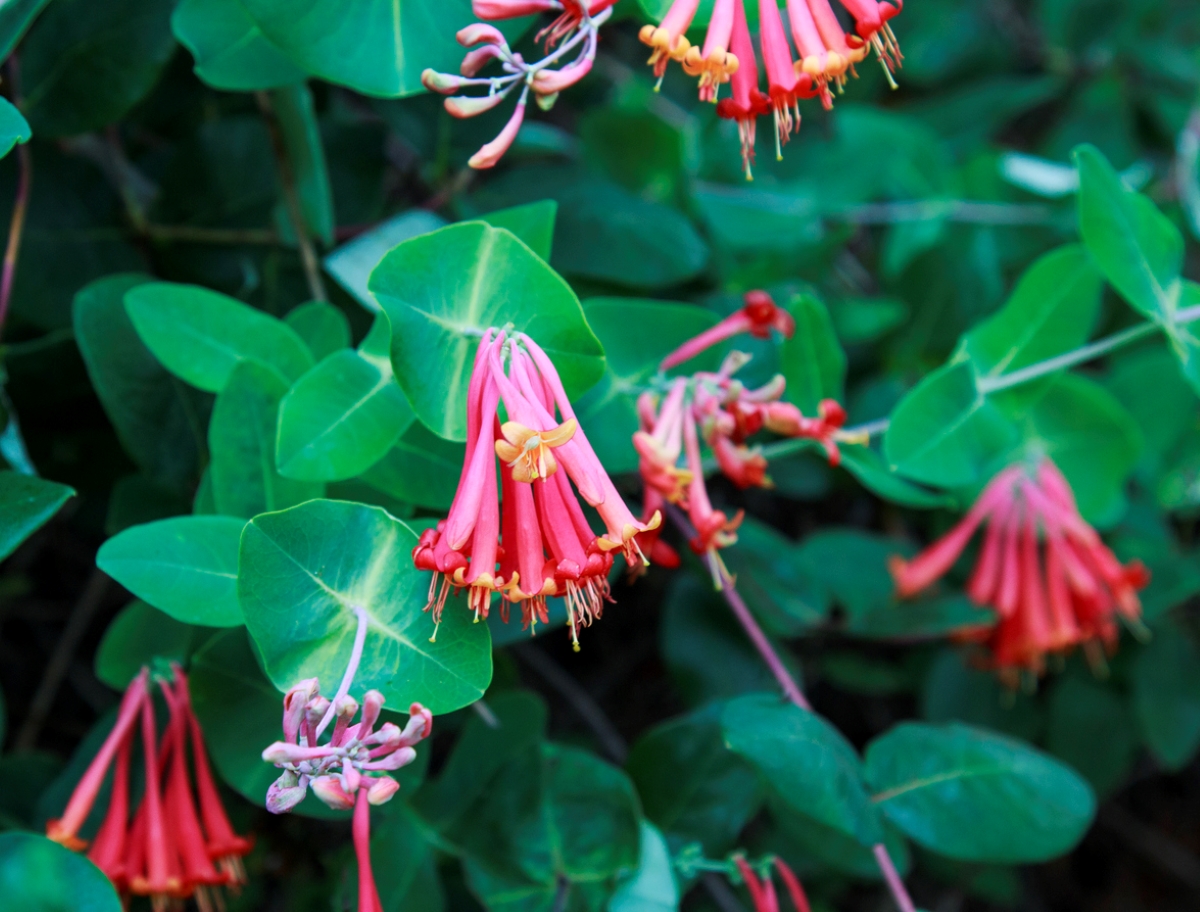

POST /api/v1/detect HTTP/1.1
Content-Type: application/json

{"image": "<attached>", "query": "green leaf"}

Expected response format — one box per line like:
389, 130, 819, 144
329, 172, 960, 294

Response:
865, 722, 1096, 863
357, 421, 465, 510
125, 282, 314, 393
609, 823, 679, 912
0, 833, 122, 912
830, 296, 908, 345
1074, 144, 1184, 322
277, 315, 415, 482
97, 516, 245, 627
920, 650, 1043, 743
237, 0, 529, 98
0, 0, 52, 62
962, 245, 1103, 377
366, 808, 445, 912
172, 0, 307, 91
238, 499, 492, 714
480, 200, 558, 262
1046, 675, 1137, 796
780, 294, 846, 414
369, 222, 605, 441
1131, 619, 1200, 770
209, 360, 324, 518
574, 298, 718, 475
0, 471, 74, 561
0, 98, 30, 159
721, 517, 828, 636
284, 300, 352, 362
837, 445, 954, 510
797, 528, 903, 622
324, 210, 447, 311
74, 274, 210, 488
722, 694, 884, 846
20, 0, 175, 137
94, 600, 196, 689
627, 705, 760, 855
850, 594, 995, 641
270, 83, 334, 246
1162, 281, 1200, 398
884, 360, 1017, 487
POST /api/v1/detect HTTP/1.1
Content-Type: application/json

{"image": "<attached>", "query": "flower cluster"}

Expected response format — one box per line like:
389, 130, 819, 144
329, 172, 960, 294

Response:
641, 0, 903, 176
636, 291, 854, 586
890, 457, 1150, 678
262, 678, 432, 912
734, 855, 812, 912
46, 666, 253, 911
421, 1, 616, 169
413, 330, 660, 649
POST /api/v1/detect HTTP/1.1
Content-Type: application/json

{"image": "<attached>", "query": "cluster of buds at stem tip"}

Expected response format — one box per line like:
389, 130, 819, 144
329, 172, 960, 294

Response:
413, 330, 661, 650
733, 854, 813, 912
636, 291, 856, 587
890, 457, 1150, 683
46, 665, 253, 912
421, 1, 616, 170
262, 678, 432, 912
640, 0, 903, 177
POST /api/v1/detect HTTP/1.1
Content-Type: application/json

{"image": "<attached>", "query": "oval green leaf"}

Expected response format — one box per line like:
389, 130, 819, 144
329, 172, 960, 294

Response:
172, 0, 306, 91
94, 600, 196, 689
238, 499, 492, 714
865, 721, 1096, 863
0, 832, 122, 912
97, 515, 245, 627
0, 471, 74, 561
125, 282, 314, 393
369, 221, 605, 441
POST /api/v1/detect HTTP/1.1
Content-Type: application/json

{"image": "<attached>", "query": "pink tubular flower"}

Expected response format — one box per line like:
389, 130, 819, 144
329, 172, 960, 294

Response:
715, 0, 770, 179
423, 0, 612, 169
757, 0, 809, 158
890, 457, 1149, 680
732, 855, 811, 912
353, 789, 384, 912
639, 0, 701, 85
836, 0, 903, 82
683, 408, 743, 586
413, 331, 660, 649
682, 0, 740, 103
660, 290, 795, 370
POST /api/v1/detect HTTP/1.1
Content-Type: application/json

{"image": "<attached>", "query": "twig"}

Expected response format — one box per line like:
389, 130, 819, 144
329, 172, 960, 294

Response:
314, 603, 370, 740
0, 57, 30, 341
255, 90, 328, 302
512, 642, 628, 764
665, 506, 918, 912
471, 699, 500, 729
15, 569, 110, 750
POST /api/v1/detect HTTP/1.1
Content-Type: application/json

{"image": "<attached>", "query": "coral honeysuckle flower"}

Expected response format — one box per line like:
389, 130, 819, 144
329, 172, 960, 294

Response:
787, 0, 866, 106
495, 417, 578, 482
634, 380, 694, 503
413, 330, 660, 648
838, 0, 903, 83
757, 0, 813, 158
682, 0, 741, 103
733, 855, 813, 912
660, 290, 795, 370
890, 458, 1149, 680
638, 0, 701, 85
683, 408, 744, 585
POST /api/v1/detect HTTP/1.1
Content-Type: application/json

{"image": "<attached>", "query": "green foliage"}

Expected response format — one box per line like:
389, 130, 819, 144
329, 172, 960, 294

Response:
0, 472, 73, 560
0, 833, 122, 911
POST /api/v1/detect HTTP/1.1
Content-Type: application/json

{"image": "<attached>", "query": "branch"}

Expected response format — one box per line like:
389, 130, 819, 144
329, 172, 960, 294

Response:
0, 57, 31, 341
256, 90, 328, 302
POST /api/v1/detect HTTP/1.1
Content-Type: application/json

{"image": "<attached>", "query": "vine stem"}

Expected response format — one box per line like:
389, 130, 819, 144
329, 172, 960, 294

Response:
665, 507, 917, 912
0, 57, 30, 341
255, 90, 328, 303
314, 604, 370, 740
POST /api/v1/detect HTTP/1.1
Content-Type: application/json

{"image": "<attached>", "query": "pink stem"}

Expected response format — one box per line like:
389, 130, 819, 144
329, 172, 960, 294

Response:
666, 504, 918, 912
0, 58, 30, 341
315, 604, 370, 740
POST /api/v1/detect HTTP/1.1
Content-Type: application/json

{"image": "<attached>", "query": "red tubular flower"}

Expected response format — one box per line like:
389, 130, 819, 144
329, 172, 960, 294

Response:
86, 734, 132, 890
638, 0, 701, 85
757, 0, 809, 158
46, 669, 148, 851
890, 458, 1149, 678
683, 0, 740, 102
789, 0, 868, 102
683, 409, 743, 586
127, 691, 183, 908
660, 291, 794, 371
773, 858, 812, 912
836, 0, 903, 81
715, 0, 769, 180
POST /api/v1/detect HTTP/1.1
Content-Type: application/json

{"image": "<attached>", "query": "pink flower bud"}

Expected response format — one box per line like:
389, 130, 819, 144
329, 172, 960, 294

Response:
462, 45, 505, 77
310, 775, 355, 811
469, 97, 526, 169
362, 746, 418, 772
282, 678, 320, 744
366, 776, 401, 806
266, 770, 309, 814
474, 0, 559, 18
457, 23, 509, 48
400, 704, 434, 746
421, 68, 466, 95
262, 741, 334, 765
445, 94, 508, 119
358, 690, 385, 738
532, 57, 594, 95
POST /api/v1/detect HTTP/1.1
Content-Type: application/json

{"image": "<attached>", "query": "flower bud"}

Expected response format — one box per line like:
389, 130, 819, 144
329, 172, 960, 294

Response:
457, 23, 509, 48
266, 769, 309, 814
282, 678, 319, 744
400, 704, 434, 746
445, 94, 507, 119
262, 741, 334, 766
362, 746, 418, 772
421, 68, 466, 95
358, 691, 385, 738
366, 776, 401, 806
310, 775, 355, 811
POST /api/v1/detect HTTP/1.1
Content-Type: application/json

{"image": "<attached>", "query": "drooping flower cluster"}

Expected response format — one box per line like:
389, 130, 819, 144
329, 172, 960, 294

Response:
262, 676, 432, 912
641, 0, 903, 176
734, 855, 812, 912
47, 666, 253, 911
413, 330, 660, 649
421, 1, 616, 169
636, 291, 855, 585
890, 457, 1150, 678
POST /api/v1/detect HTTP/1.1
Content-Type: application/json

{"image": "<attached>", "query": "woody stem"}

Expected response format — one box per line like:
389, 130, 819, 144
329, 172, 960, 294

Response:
666, 504, 917, 912
314, 603, 370, 740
